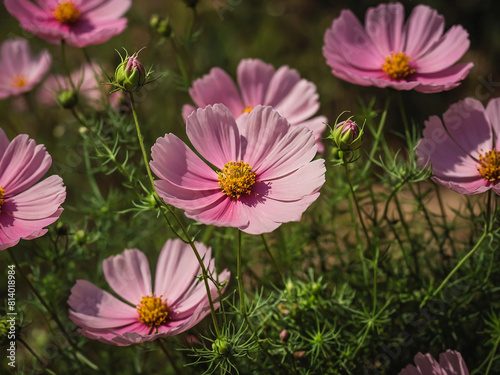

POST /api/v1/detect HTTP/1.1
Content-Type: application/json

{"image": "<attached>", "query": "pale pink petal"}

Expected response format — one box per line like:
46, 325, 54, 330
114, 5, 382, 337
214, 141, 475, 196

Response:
186, 104, 241, 168
365, 3, 405, 56
414, 353, 447, 374
79, 0, 131, 20
237, 59, 275, 108
485, 97, 500, 145
182, 104, 196, 122
189, 68, 244, 116
272, 79, 320, 125
404, 5, 445, 59
65, 18, 128, 48
263, 65, 300, 107
412, 63, 473, 93
439, 350, 469, 375
150, 134, 219, 190
0, 129, 12, 160
415, 26, 470, 73
185, 195, 249, 229
102, 249, 152, 304
295, 116, 327, 153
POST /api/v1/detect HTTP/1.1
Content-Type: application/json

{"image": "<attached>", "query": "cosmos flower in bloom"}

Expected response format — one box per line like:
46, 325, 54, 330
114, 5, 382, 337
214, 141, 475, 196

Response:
0, 38, 51, 100
5, 0, 131, 48
399, 350, 469, 375
416, 97, 500, 195
323, 3, 473, 93
151, 104, 325, 235
183, 59, 327, 152
68, 239, 230, 346
0, 129, 66, 251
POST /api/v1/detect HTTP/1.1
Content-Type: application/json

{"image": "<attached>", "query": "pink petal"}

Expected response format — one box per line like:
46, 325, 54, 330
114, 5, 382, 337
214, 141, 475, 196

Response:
412, 63, 473, 93
414, 353, 447, 375
0, 129, 11, 160
186, 104, 241, 168
237, 59, 275, 108
415, 26, 470, 73
295, 116, 327, 153
185, 194, 249, 229
189, 68, 244, 117
102, 249, 152, 304
404, 5, 445, 59
150, 134, 219, 190
365, 3, 405, 56
65, 18, 128, 48
237, 106, 291, 171
263, 65, 300, 107
271, 79, 320, 125
485, 97, 500, 148
182, 104, 196, 122
79, 0, 131, 21
439, 350, 469, 375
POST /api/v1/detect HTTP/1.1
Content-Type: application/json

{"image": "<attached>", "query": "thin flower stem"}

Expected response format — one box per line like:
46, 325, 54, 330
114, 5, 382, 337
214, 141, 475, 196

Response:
396, 91, 413, 150
420, 228, 489, 308
343, 157, 371, 248
158, 339, 184, 375
83, 141, 105, 204
260, 234, 283, 280
485, 334, 500, 375
372, 245, 379, 315
128, 93, 221, 337
237, 230, 247, 317
18, 337, 46, 367
60, 40, 77, 92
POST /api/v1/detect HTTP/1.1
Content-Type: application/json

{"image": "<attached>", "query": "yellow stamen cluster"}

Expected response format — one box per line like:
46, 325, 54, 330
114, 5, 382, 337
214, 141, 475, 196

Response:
477, 149, 500, 182
137, 295, 169, 328
0, 188, 5, 213
11, 75, 27, 88
217, 161, 256, 200
242, 106, 253, 114
53, 1, 80, 24
382, 52, 416, 80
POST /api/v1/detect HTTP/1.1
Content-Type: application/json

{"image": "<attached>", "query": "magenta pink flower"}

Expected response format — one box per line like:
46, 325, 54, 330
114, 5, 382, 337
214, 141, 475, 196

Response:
0, 38, 51, 100
5, 0, 131, 48
399, 350, 469, 375
0, 129, 66, 251
416, 97, 500, 195
68, 239, 230, 346
151, 104, 325, 235
183, 59, 327, 152
323, 3, 473, 93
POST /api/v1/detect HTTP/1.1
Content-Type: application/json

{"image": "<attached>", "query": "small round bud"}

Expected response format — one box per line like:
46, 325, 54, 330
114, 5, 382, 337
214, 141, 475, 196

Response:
293, 351, 306, 359
280, 329, 290, 342
150, 15, 172, 38
114, 53, 147, 92
74, 229, 86, 245
212, 337, 230, 356
150, 14, 160, 29
331, 119, 363, 151
56, 90, 78, 109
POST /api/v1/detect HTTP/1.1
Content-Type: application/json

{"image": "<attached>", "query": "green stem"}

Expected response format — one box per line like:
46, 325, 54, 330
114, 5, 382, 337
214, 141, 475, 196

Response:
485, 335, 500, 375
157, 340, 184, 375
18, 337, 45, 367
396, 91, 412, 150
237, 230, 246, 317
83, 141, 105, 203
260, 234, 283, 280
60, 40, 77, 92
128, 93, 221, 337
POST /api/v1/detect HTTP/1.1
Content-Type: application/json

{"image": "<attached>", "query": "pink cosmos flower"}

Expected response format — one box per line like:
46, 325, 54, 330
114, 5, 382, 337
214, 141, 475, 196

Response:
416, 97, 500, 195
0, 38, 51, 100
0, 128, 66, 251
399, 350, 469, 375
68, 239, 230, 346
323, 3, 473, 93
183, 59, 327, 152
5, 0, 131, 48
151, 104, 326, 235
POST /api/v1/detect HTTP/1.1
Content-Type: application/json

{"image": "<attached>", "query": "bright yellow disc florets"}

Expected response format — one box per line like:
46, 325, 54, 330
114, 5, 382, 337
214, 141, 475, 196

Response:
382, 52, 416, 80
0, 188, 5, 213
137, 295, 169, 328
11, 75, 27, 88
217, 161, 256, 199
242, 106, 253, 114
53, 1, 80, 24
478, 149, 500, 182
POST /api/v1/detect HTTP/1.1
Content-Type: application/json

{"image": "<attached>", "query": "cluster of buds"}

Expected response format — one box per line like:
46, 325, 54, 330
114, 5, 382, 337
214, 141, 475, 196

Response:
328, 113, 364, 163
113, 50, 153, 93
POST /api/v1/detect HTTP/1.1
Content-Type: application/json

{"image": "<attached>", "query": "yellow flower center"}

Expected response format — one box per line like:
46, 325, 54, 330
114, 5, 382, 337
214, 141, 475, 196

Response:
53, 1, 80, 24
242, 106, 253, 114
0, 188, 5, 213
382, 52, 416, 80
11, 75, 27, 88
217, 161, 256, 200
137, 295, 169, 328
477, 149, 500, 182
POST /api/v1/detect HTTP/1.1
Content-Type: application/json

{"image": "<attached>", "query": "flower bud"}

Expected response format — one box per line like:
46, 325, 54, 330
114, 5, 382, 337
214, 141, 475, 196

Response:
56, 90, 78, 109
114, 53, 146, 92
150, 14, 172, 38
280, 329, 290, 342
212, 337, 230, 356
331, 119, 363, 151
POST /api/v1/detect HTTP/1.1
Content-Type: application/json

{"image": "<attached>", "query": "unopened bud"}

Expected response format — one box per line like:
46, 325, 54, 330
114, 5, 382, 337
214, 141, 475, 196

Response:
114, 53, 147, 92
150, 14, 172, 38
280, 330, 290, 342
331, 119, 363, 151
56, 90, 78, 109
293, 351, 306, 359
212, 337, 230, 356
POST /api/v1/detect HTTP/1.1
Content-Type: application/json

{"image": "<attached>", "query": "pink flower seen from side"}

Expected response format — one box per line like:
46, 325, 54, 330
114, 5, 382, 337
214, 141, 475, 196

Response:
5, 0, 131, 48
323, 3, 473, 93
151, 104, 326, 235
68, 239, 230, 346
183, 59, 327, 152
399, 350, 469, 375
0, 128, 66, 251
416, 97, 500, 195
0, 38, 51, 100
